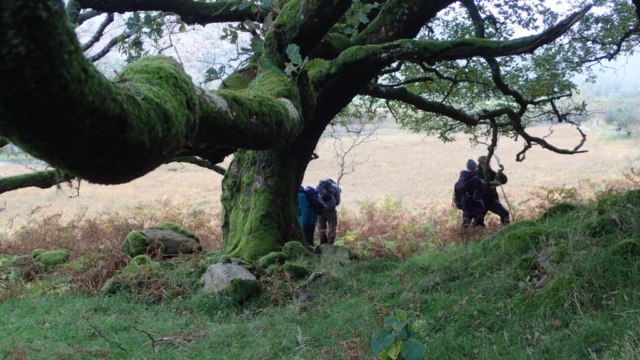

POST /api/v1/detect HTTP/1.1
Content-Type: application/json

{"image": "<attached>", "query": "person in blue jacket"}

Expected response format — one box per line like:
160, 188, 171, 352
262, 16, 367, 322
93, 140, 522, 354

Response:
297, 186, 317, 246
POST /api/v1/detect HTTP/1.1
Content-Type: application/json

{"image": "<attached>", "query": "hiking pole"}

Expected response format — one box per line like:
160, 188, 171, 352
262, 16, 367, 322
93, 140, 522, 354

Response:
499, 183, 512, 223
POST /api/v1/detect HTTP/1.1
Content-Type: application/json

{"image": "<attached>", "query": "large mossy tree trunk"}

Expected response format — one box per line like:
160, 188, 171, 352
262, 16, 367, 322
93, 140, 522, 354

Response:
220, 141, 313, 260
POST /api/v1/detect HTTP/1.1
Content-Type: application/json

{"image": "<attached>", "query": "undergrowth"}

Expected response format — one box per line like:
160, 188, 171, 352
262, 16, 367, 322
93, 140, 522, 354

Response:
0, 172, 639, 359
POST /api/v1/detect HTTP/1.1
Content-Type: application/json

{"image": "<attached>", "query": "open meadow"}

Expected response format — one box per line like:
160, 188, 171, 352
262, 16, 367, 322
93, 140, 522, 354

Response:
0, 119, 637, 234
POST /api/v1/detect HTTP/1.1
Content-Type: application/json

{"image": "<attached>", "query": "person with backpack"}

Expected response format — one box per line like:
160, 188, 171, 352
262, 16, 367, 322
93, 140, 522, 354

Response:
476, 155, 510, 226
454, 159, 486, 228
298, 186, 319, 246
316, 178, 341, 244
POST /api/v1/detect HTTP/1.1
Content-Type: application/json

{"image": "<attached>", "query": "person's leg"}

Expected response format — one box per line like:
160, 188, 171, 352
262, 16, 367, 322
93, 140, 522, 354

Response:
461, 216, 472, 228
326, 209, 338, 244
317, 212, 329, 244
304, 224, 315, 246
473, 210, 487, 227
488, 200, 510, 225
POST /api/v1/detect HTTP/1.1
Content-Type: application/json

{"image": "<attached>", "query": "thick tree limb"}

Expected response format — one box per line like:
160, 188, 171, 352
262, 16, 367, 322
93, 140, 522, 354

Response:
0, 0, 302, 184
76, 0, 267, 25
335, 6, 592, 74
0, 170, 74, 194
263, 0, 352, 66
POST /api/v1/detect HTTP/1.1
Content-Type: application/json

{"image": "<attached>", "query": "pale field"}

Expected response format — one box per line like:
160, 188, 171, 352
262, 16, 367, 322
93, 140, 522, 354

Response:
0, 120, 637, 232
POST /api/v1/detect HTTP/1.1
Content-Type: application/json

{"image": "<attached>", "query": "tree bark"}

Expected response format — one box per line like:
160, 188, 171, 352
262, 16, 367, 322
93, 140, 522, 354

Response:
221, 145, 312, 260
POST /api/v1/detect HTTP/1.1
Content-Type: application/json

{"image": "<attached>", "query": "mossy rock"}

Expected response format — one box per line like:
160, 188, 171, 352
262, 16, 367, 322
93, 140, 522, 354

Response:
34, 249, 71, 271
31, 248, 48, 259
223, 278, 261, 303
151, 222, 200, 242
121, 230, 149, 258
609, 239, 640, 258
542, 202, 577, 219
513, 276, 571, 310
282, 241, 313, 260
257, 252, 287, 267
282, 263, 309, 279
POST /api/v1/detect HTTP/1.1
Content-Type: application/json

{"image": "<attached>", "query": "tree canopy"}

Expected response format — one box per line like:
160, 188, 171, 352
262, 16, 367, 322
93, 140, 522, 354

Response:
1, 0, 639, 259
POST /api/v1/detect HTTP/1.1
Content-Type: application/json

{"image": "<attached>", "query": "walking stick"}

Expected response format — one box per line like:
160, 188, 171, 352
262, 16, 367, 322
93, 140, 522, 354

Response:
500, 183, 512, 223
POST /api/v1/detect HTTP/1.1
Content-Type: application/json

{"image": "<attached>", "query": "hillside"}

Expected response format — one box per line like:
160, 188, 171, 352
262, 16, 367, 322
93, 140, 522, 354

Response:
1, 188, 640, 359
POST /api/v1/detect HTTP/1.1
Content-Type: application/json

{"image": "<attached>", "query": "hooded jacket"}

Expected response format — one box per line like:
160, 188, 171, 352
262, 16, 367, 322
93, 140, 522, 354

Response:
297, 186, 317, 227
459, 170, 486, 216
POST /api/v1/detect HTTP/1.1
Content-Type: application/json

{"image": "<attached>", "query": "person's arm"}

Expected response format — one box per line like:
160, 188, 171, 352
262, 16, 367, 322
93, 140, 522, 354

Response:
499, 172, 508, 185
334, 185, 341, 206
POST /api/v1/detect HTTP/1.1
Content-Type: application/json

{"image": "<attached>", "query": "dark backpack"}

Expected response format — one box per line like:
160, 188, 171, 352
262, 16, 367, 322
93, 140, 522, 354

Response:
303, 187, 325, 215
453, 176, 482, 211
317, 180, 336, 202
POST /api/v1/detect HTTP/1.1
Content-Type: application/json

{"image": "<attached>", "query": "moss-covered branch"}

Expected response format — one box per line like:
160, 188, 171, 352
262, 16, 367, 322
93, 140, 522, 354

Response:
0, 0, 303, 185
0, 170, 74, 194
336, 6, 591, 75
76, 0, 267, 25
353, 0, 455, 46
262, 0, 352, 66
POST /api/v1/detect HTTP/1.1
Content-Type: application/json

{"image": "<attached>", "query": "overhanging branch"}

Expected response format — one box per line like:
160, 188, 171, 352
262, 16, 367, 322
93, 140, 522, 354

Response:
76, 0, 268, 25
1, 0, 303, 185
0, 170, 74, 194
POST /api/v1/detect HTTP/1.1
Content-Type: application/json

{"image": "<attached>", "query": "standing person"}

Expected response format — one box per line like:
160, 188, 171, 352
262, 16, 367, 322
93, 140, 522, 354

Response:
316, 178, 341, 244
297, 186, 317, 246
457, 159, 486, 228
476, 155, 510, 226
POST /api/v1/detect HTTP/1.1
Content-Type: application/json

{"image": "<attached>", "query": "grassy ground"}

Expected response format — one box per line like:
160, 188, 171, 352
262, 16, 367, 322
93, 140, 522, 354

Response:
2, 179, 640, 359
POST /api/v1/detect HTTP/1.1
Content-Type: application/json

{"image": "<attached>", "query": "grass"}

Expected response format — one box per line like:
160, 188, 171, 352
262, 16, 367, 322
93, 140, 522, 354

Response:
2, 175, 640, 359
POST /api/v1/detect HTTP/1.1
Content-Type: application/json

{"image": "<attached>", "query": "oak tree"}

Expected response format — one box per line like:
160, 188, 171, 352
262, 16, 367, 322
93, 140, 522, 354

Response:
1, 0, 638, 259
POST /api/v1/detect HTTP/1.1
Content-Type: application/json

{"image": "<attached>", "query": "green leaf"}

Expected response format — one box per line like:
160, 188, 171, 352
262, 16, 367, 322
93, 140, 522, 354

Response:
398, 329, 407, 340
400, 338, 425, 360
395, 310, 408, 322
286, 44, 303, 66
384, 316, 403, 329
371, 329, 391, 354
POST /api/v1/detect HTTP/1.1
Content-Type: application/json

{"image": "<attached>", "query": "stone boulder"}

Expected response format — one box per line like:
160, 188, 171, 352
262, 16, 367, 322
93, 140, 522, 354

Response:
200, 263, 260, 302
33, 249, 71, 271
121, 223, 202, 258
